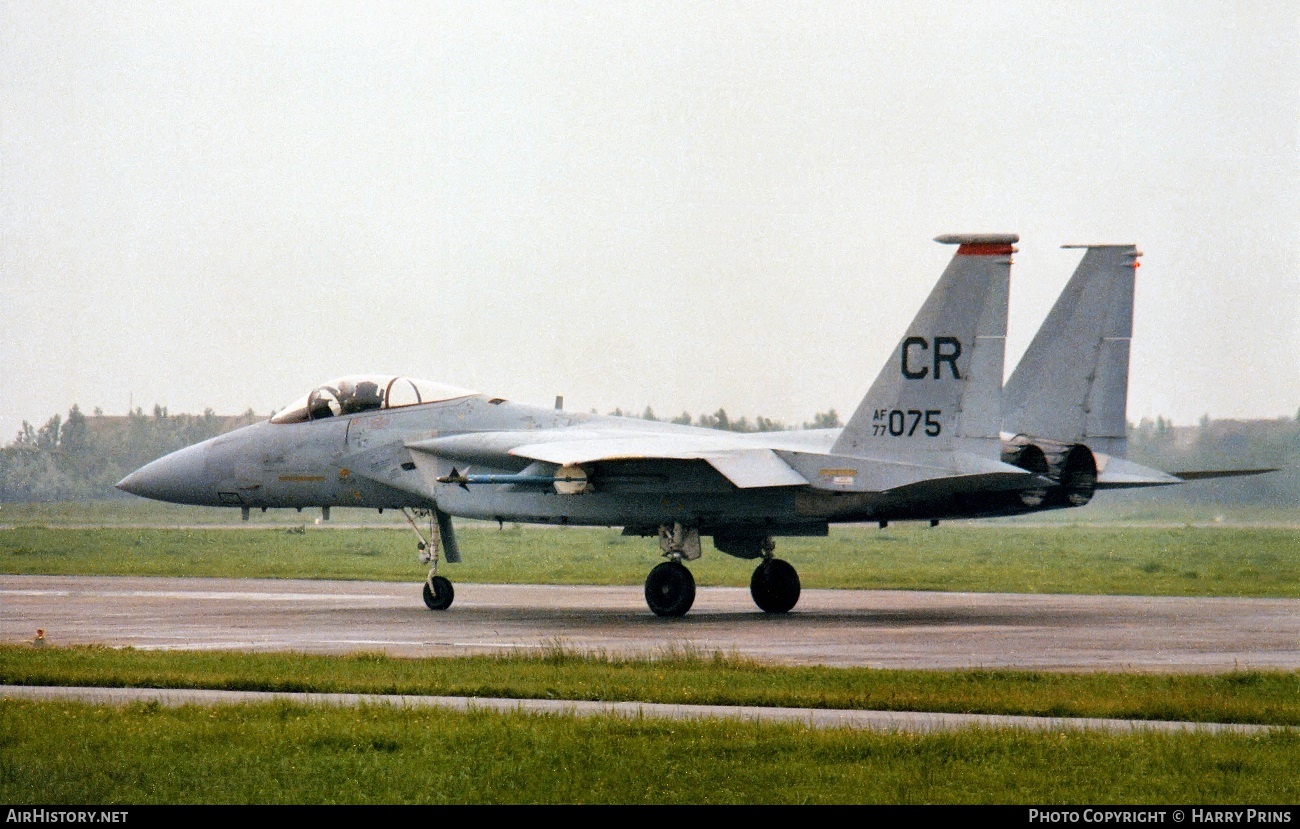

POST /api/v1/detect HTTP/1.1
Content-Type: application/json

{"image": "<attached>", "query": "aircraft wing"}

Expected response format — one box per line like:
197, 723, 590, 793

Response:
406, 430, 1048, 494
408, 430, 809, 488
512, 439, 810, 488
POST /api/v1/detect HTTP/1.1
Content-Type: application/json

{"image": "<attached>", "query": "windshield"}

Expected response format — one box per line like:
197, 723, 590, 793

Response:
270, 375, 476, 424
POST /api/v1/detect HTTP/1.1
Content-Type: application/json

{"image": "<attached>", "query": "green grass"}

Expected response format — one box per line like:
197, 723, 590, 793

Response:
2, 699, 1295, 804
2, 523, 1297, 596
4, 646, 1298, 725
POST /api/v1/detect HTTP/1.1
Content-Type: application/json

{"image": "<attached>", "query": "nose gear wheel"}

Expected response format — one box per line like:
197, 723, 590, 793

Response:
423, 575, 454, 611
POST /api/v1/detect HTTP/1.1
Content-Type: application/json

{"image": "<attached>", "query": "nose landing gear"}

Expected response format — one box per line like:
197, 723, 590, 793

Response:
423, 575, 454, 611
404, 507, 455, 611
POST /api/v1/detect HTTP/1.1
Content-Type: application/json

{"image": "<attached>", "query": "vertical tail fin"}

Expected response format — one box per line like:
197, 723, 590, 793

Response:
833, 234, 1014, 461
1003, 244, 1140, 458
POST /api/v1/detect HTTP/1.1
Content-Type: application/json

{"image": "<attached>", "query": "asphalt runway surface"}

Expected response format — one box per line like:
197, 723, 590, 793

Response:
3, 575, 1297, 671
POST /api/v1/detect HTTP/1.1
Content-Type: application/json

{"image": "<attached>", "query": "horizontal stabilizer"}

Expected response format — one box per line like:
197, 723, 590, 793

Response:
1094, 456, 1278, 489
1171, 468, 1278, 481
1094, 456, 1182, 489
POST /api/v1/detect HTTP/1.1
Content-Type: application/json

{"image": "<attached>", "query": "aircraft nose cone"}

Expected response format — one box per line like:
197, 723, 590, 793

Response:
115, 444, 212, 504
115, 470, 146, 495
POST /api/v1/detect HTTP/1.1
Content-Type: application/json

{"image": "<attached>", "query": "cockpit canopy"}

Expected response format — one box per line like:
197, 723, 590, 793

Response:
270, 375, 476, 424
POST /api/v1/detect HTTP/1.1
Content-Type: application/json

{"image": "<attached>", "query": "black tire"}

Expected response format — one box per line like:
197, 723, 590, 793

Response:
750, 558, 800, 613
644, 561, 696, 617
422, 576, 454, 611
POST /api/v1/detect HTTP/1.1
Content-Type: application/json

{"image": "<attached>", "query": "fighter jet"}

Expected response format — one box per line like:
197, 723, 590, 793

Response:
117, 234, 1268, 617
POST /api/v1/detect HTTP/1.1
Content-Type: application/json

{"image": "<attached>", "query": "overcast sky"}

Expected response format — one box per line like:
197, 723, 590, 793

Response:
3, 1, 1297, 442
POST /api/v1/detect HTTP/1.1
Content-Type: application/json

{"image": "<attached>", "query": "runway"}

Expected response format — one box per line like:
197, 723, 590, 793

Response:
3, 575, 1297, 671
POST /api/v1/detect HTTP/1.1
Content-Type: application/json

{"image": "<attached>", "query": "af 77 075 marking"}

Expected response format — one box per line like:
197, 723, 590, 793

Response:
872, 409, 942, 437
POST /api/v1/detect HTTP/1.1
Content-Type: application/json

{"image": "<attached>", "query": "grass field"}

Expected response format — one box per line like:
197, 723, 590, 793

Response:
4, 646, 1298, 725
2, 698, 1295, 804
2, 521, 1297, 596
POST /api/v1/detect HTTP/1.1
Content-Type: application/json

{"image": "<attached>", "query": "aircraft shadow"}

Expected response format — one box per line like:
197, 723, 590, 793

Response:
383, 604, 1106, 630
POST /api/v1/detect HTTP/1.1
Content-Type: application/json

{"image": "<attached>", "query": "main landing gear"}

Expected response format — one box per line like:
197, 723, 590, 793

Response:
750, 557, 800, 614
641, 524, 802, 616
645, 561, 696, 617
645, 523, 701, 617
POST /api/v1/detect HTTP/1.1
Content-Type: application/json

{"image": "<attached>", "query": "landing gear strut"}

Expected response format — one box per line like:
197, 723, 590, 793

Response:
404, 508, 455, 611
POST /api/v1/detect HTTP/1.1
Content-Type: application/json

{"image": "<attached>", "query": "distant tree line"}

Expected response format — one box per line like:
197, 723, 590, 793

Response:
1, 403, 1296, 504
0, 405, 260, 502
1120, 414, 1300, 507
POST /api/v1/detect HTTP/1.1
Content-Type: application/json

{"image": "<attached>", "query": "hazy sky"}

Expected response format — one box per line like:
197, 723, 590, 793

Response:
3, 1, 1297, 442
